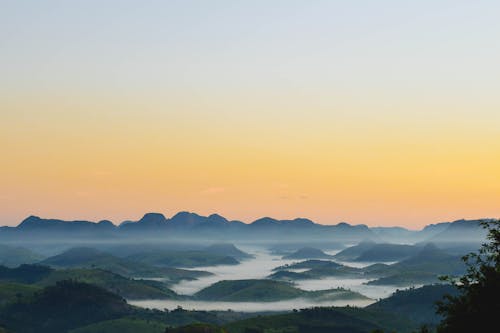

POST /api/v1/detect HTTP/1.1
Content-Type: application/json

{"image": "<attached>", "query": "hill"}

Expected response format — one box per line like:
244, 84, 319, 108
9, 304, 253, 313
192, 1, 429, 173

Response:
194, 279, 369, 302
367, 284, 459, 325
0, 264, 180, 300
364, 244, 466, 286
0, 282, 41, 305
354, 243, 420, 262
0, 264, 53, 283
69, 318, 166, 333
37, 268, 180, 300
225, 306, 416, 333
283, 247, 334, 259
0, 244, 44, 267
41, 247, 211, 282
126, 250, 239, 268
0, 280, 132, 333
203, 243, 253, 260
333, 241, 377, 261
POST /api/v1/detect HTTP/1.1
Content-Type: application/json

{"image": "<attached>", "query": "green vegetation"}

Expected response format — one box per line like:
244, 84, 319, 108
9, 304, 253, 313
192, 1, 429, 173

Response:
367, 284, 458, 325
126, 250, 239, 268
0, 244, 43, 267
283, 247, 334, 259
0, 264, 53, 283
224, 306, 417, 333
0, 264, 180, 300
272, 245, 466, 287
0, 282, 40, 305
436, 219, 500, 332
204, 243, 253, 260
38, 268, 180, 300
41, 247, 211, 282
69, 318, 166, 333
273, 259, 342, 271
165, 323, 227, 333
194, 279, 370, 302
365, 272, 441, 286
0, 280, 132, 333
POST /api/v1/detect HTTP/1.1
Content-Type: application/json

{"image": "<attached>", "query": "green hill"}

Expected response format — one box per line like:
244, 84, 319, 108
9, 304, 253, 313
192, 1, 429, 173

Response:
0, 264, 180, 300
41, 247, 211, 282
333, 241, 376, 261
224, 306, 416, 333
204, 243, 253, 260
126, 250, 239, 268
194, 279, 370, 302
0, 264, 53, 283
37, 268, 180, 300
273, 259, 342, 271
0, 282, 41, 305
283, 247, 334, 260
270, 260, 362, 281
367, 284, 458, 325
0, 244, 43, 267
69, 318, 166, 333
0, 280, 132, 333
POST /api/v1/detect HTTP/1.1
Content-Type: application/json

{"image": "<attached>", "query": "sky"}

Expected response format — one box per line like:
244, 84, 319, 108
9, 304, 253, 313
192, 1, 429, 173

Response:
1, 0, 499, 228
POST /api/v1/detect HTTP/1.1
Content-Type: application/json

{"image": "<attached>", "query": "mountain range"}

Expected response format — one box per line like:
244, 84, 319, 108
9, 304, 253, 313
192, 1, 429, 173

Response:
0, 212, 492, 245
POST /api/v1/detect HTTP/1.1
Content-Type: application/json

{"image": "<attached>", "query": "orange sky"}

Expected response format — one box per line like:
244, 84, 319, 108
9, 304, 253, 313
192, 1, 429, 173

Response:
1, 1, 499, 228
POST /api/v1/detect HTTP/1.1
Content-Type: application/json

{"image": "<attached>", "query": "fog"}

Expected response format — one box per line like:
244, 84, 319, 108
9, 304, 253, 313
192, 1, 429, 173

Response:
170, 248, 298, 295
129, 297, 374, 312
132, 247, 405, 312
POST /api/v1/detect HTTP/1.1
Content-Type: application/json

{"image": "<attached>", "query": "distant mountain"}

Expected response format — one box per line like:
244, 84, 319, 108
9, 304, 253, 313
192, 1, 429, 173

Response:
355, 244, 420, 262
283, 247, 334, 260
425, 219, 489, 244
203, 243, 253, 259
333, 240, 377, 261
0, 213, 491, 247
119, 213, 168, 231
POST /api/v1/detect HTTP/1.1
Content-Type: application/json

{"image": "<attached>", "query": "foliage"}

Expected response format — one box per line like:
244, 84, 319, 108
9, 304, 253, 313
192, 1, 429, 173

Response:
225, 306, 417, 333
69, 317, 166, 333
0, 280, 132, 333
0, 264, 53, 283
436, 219, 500, 333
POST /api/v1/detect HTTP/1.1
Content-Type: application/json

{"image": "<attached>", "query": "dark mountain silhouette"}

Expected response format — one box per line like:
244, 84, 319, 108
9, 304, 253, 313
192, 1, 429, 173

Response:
0, 213, 490, 247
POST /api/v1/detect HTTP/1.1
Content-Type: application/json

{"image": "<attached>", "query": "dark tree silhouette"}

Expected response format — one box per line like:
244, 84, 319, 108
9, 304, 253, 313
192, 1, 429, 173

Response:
436, 219, 500, 333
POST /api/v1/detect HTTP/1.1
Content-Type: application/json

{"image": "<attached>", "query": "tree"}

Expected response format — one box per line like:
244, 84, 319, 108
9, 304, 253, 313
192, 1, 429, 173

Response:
436, 219, 500, 333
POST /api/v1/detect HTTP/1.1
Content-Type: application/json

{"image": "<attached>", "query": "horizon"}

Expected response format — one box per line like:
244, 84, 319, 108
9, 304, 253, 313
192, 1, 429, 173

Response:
3, 210, 492, 231
2, 1, 499, 228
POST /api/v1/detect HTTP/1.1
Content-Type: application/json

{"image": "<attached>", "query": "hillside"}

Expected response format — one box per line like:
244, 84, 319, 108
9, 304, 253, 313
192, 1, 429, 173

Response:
194, 279, 370, 302
0, 280, 132, 333
0, 244, 44, 267
204, 243, 253, 260
37, 268, 180, 300
367, 284, 458, 325
126, 250, 239, 268
225, 306, 416, 333
283, 247, 334, 259
333, 241, 377, 261
41, 247, 211, 282
69, 318, 166, 333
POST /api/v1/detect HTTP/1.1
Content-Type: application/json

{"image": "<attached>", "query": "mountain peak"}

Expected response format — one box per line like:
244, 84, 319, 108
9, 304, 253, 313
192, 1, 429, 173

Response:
137, 213, 168, 226
207, 214, 229, 224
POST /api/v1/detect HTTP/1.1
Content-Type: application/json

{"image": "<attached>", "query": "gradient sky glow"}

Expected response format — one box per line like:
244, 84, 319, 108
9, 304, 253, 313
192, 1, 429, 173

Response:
1, 0, 499, 228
